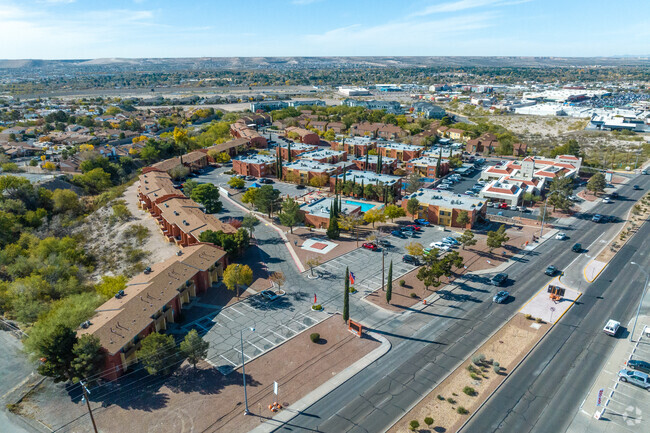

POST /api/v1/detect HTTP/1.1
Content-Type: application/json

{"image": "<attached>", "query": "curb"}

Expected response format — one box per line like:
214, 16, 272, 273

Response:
249, 331, 392, 433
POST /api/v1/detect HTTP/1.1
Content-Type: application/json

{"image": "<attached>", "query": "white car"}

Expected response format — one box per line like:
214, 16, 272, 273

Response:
437, 184, 450, 190
603, 319, 620, 336
602, 198, 612, 204
555, 232, 567, 240
429, 242, 451, 252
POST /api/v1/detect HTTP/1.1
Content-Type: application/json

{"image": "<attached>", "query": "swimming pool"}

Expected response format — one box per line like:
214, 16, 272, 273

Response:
344, 200, 380, 213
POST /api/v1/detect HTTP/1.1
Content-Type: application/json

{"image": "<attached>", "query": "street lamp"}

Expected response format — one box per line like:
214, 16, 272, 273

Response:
540, 190, 565, 237
382, 248, 388, 291
240, 327, 255, 415
630, 262, 649, 342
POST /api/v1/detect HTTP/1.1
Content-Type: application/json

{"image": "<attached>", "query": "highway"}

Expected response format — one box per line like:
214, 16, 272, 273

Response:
271, 173, 650, 433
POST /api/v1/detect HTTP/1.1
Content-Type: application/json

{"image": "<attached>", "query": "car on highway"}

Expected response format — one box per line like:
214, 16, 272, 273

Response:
602, 197, 613, 204
391, 230, 407, 239
429, 241, 451, 252
617, 369, 650, 390
415, 219, 430, 226
361, 243, 378, 251
572, 243, 582, 252
489, 273, 508, 286
633, 185, 641, 190
402, 254, 420, 265
493, 290, 510, 304
260, 290, 279, 301
603, 319, 621, 336
626, 360, 650, 374
545, 265, 558, 276
556, 232, 568, 240
592, 214, 603, 223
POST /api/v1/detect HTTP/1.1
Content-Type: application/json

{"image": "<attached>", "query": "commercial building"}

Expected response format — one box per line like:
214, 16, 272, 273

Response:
285, 126, 320, 145
377, 142, 424, 161
286, 100, 326, 107
78, 243, 227, 381
300, 197, 362, 229
411, 101, 447, 119
482, 155, 582, 182
402, 189, 486, 229
478, 180, 525, 206
338, 87, 371, 97
250, 100, 288, 112
297, 148, 347, 164
342, 99, 402, 114
232, 154, 276, 178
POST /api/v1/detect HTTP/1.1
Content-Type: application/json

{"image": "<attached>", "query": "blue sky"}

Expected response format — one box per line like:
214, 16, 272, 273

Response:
1, 0, 649, 59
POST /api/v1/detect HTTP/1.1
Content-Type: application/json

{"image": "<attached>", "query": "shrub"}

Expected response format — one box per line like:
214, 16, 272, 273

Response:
493, 365, 501, 373
466, 364, 476, 373
472, 356, 482, 365
409, 420, 420, 431
410, 292, 417, 298
424, 417, 434, 427
535, 317, 544, 323
524, 314, 533, 320
478, 353, 486, 363
446, 397, 456, 404
399, 279, 406, 286
312, 304, 322, 311
457, 406, 469, 415
6, 403, 20, 414
463, 386, 476, 396
437, 394, 445, 401
310, 333, 320, 343
470, 373, 481, 380
493, 361, 500, 368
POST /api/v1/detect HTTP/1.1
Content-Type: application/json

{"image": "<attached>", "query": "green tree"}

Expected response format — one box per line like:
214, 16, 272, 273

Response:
278, 197, 304, 233
586, 172, 606, 195
409, 420, 420, 431
384, 204, 406, 222
71, 335, 105, 384
241, 214, 259, 236
547, 175, 573, 211
35, 325, 77, 383
140, 145, 160, 163
183, 179, 198, 197
458, 229, 477, 250
363, 208, 385, 227
52, 189, 82, 215
456, 210, 470, 227
327, 211, 340, 239
180, 329, 209, 369
343, 267, 350, 322
486, 224, 509, 254
190, 183, 222, 213
228, 176, 245, 189
406, 197, 420, 219
405, 242, 424, 257
95, 275, 128, 300
73, 168, 112, 194
223, 263, 253, 298
136, 332, 178, 375
405, 172, 423, 194
253, 185, 281, 217
386, 260, 393, 304
241, 187, 258, 209
440, 116, 453, 126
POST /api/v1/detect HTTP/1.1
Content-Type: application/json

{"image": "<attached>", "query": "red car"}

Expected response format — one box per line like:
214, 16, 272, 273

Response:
362, 243, 378, 251
406, 225, 422, 231
499, 203, 508, 209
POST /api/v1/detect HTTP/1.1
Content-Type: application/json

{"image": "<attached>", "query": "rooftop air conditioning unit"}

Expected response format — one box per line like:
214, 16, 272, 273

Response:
80, 321, 91, 329
144, 267, 152, 274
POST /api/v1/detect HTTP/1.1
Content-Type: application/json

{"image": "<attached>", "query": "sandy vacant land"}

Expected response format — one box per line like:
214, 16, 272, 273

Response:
388, 314, 550, 433
21, 315, 379, 433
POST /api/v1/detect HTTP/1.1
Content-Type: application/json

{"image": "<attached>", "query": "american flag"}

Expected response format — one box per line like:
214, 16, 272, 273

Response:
349, 271, 356, 285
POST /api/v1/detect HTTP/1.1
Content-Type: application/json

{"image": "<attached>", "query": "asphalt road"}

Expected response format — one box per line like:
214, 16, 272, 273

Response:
270, 173, 650, 433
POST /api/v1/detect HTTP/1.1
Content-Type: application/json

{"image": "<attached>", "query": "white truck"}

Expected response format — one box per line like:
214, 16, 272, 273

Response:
603, 319, 621, 336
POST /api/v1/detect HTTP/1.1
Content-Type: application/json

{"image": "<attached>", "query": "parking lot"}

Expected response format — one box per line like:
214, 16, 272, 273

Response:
572, 323, 650, 433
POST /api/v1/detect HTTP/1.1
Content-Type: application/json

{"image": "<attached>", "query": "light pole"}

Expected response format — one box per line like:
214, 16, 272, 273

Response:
381, 248, 388, 291
241, 327, 255, 415
630, 262, 649, 342
540, 190, 565, 237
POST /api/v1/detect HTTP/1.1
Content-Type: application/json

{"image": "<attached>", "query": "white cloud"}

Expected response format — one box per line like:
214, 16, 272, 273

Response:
411, 0, 531, 17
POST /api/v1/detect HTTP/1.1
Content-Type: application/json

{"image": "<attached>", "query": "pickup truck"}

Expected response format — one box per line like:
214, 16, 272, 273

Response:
603, 319, 620, 336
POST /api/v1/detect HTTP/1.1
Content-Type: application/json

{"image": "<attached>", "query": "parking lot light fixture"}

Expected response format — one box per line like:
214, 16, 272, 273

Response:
241, 326, 256, 415
630, 262, 649, 342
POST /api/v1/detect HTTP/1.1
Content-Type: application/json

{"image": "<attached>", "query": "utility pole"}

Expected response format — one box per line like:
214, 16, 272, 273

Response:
80, 381, 98, 433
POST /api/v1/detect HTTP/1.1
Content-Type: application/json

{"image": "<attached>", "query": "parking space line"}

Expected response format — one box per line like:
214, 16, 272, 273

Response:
258, 334, 275, 345
247, 341, 264, 353
278, 323, 297, 335
296, 312, 316, 322
288, 317, 308, 328
219, 354, 237, 366
267, 329, 287, 341
238, 302, 258, 311
228, 307, 245, 316
232, 346, 251, 360
217, 311, 233, 321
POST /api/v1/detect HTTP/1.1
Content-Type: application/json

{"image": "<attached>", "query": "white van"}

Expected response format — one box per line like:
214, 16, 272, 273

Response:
603, 319, 620, 336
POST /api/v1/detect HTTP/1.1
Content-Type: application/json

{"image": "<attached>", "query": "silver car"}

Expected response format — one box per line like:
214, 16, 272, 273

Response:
618, 369, 650, 390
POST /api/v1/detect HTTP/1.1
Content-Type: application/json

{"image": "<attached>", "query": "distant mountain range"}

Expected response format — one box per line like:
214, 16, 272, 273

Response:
1, 56, 650, 71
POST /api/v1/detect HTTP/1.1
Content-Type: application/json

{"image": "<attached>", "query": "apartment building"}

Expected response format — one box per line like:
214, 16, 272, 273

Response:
402, 189, 486, 229
377, 142, 424, 161
232, 154, 276, 177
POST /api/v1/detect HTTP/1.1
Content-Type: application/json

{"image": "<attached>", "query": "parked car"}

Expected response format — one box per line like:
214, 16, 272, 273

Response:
429, 242, 451, 252
493, 290, 510, 304
362, 243, 378, 251
592, 214, 603, 223
465, 190, 477, 196
376, 238, 391, 247
626, 360, 650, 374
406, 225, 422, 231
415, 219, 430, 226
489, 273, 508, 286
572, 243, 582, 252
618, 369, 650, 389
442, 236, 459, 245
633, 185, 641, 190
402, 254, 420, 265
259, 178, 274, 184
245, 175, 256, 181
499, 203, 509, 209
296, 184, 306, 190
545, 265, 558, 276
423, 247, 438, 257
392, 230, 407, 239
260, 290, 279, 301
555, 232, 568, 240
437, 184, 451, 190
603, 319, 621, 336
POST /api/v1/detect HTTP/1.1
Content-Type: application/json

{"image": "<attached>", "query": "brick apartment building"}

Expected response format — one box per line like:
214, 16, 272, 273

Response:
349, 154, 397, 174
78, 243, 227, 381
335, 136, 377, 157
330, 170, 403, 198
282, 159, 340, 186
377, 142, 424, 161
200, 137, 252, 160
297, 149, 347, 164
402, 189, 486, 229
405, 156, 451, 178
230, 120, 268, 147
150, 151, 209, 174
285, 126, 320, 145
232, 154, 276, 177
276, 142, 319, 160
300, 197, 363, 229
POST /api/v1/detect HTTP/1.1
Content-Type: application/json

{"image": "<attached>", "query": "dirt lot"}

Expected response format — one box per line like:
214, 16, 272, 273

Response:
23, 316, 378, 433
596, 191, 650, 263
366, 226, 538, 312
388, 314, 550, 433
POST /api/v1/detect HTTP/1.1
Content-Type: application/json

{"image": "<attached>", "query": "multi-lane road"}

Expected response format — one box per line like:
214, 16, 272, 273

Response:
271, 172, 650, 433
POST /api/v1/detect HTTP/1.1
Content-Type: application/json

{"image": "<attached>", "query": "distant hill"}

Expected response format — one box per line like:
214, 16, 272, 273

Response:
2, 56, 650, 71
